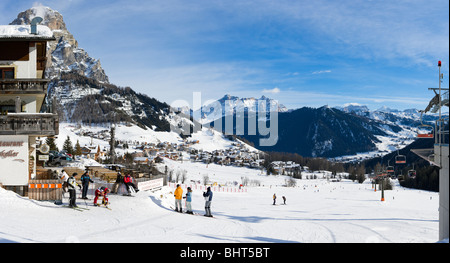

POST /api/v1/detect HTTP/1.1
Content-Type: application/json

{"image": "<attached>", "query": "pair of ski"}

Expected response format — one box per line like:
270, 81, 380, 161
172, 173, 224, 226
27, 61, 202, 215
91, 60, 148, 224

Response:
172, 208, 213, 218
94, 203, 112, 210
63, 204, 111, 211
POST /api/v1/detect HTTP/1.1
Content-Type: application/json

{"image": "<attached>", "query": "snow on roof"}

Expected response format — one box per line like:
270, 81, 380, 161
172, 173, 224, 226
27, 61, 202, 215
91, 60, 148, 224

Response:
0, 25, 54, 40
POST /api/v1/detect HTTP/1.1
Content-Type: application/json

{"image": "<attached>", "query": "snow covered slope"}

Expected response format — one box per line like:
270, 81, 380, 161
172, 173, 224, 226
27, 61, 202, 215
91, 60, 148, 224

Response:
53, 122, 252, 157
0, 158, 440, 243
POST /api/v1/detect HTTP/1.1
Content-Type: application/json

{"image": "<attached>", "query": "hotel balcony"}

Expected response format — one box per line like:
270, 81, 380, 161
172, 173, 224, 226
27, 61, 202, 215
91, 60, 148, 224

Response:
0, 113, 59, 136
0, 79, 49, 94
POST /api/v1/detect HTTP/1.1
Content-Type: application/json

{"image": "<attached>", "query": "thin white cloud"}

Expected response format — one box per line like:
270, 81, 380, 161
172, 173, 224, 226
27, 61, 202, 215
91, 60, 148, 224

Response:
312, 70, 331, 75
262, 87, 281, 94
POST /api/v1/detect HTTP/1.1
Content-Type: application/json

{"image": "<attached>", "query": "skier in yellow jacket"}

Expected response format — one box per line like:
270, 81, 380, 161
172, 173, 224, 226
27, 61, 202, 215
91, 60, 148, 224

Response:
174, 184, 183, 212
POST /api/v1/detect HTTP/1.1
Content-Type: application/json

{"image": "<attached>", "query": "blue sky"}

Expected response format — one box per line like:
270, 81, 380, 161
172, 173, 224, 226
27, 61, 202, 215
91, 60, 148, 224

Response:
1, 0, 449, 111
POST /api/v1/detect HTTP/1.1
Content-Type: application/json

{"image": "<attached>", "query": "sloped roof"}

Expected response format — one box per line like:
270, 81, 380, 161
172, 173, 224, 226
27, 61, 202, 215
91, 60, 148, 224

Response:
0, 25, 55, 41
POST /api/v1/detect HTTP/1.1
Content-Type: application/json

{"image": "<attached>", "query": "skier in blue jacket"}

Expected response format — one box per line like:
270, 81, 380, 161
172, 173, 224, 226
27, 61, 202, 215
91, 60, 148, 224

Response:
184, 187, 193, 214
80, 170, 94, 199
203, 187, 213, 217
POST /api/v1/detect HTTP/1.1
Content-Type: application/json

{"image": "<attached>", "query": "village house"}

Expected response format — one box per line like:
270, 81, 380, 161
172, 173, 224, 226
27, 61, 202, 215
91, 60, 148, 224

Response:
0, 19, 58, 195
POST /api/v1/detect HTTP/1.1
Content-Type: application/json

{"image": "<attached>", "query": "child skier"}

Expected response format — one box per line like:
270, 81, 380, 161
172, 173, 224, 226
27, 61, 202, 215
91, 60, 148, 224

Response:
184, 187, 193, 214
273, 193, 277, 205
94, 186, 110, 207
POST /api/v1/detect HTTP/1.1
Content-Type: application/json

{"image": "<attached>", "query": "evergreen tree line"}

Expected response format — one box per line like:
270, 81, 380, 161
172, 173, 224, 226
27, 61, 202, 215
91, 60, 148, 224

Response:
45, 136, 81, 156
399, 165, 439, 192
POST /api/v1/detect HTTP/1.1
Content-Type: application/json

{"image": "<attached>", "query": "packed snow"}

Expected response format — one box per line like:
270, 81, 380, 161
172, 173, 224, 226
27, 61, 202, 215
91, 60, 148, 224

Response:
0, 156, 440, 243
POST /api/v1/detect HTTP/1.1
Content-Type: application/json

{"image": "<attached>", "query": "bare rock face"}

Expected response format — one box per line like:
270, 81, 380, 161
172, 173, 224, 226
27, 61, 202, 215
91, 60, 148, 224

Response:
10, 6, 109, 83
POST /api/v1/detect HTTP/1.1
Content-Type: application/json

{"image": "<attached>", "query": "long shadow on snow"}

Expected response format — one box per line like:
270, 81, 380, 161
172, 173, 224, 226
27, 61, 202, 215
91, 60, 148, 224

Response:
194, 233, 299, 243
213, 212, 437, 224
149, 195, 174, 212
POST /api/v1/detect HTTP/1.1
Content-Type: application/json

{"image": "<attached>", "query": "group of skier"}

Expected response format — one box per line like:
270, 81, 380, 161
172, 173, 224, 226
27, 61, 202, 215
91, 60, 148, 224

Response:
59, 168, 217, 217
174, 184, 213, 217
272, 193, 287, 205
58, 169, 138, 209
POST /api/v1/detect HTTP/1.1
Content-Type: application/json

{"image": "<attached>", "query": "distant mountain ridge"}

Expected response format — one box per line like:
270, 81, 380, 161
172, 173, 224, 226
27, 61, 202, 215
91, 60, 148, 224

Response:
211, 105, 402, 157
194, 94, 288, 124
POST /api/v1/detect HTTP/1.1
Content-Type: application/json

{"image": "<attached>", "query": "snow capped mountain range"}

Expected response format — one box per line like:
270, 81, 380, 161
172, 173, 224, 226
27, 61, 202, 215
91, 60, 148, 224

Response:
193, 94, 288, 124
7, 5, 443, 161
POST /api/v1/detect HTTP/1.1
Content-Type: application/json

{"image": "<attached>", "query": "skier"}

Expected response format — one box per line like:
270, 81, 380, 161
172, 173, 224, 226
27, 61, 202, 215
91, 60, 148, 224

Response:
273, 193, 276, 205
184, 187, 193, 214
94, 186, 110, 207
203, 187, 213, 217
80, 169, 94, 199
174, 184, 183, 212
123, 173, 139, 195
282, 196, 286, 205
58, 169, 69, 192
67, 173, 81, 208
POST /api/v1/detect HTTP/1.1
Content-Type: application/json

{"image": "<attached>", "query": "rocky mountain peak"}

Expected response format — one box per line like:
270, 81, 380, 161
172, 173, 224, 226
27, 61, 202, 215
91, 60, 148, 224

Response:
10, 6, 67, 31
10, 6, 108, 83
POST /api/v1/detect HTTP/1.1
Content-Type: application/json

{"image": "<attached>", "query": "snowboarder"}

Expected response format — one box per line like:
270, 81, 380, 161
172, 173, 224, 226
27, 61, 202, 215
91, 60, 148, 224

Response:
80, 169, 94, 199
273, 193, 276, 205
174, 184, 183, 212
184, 187, 193, 214
203, 187, 213, 217
123, 173, 139, 194
58, 169, 69, 192
282, 196, 286, 205
94, 186, 110, 207
67, 173, 81, 208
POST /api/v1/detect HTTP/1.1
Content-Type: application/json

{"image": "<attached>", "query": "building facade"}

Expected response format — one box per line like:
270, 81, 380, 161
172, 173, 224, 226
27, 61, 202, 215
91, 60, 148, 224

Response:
0, 21, 59, 195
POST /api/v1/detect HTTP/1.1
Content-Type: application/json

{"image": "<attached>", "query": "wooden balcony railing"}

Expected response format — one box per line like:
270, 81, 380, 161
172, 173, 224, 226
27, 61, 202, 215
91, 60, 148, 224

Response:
0, 113, 59, 136
0, 79, 49, 94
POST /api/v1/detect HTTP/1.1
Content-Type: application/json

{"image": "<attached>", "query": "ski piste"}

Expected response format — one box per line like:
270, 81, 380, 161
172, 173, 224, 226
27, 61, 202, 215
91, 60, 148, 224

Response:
63, 205, 89, 212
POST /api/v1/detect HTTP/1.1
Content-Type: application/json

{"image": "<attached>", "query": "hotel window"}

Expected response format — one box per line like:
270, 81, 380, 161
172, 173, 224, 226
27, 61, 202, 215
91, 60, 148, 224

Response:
0, 68, 14, 79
